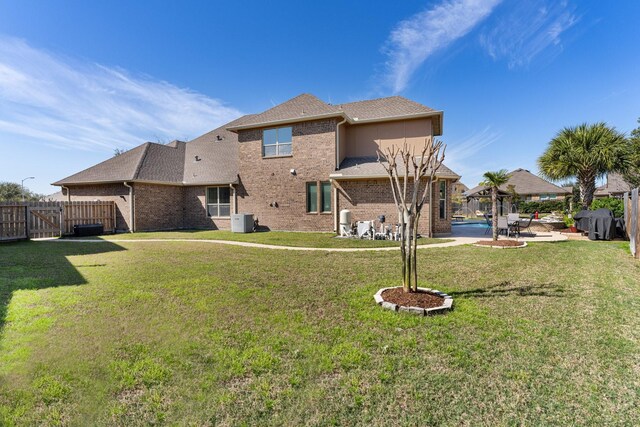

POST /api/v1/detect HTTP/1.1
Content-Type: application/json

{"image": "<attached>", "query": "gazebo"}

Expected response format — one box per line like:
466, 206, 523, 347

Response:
464, 187, 512, 216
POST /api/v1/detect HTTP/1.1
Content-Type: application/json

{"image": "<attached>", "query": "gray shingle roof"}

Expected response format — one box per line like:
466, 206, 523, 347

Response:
465, 168, 570, 197
330, 156, 460, 180
338, 96, 436, 121
54, 115, 254, 186
54, 94, 444, 186
231, 94, 340, 129
183, 115, 253, 185
53, 143, 150, 185
227, 94, 442, 134
595, 173, 632, 196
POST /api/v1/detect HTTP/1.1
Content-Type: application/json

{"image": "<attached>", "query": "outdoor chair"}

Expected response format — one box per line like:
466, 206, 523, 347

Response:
483, 213, 492, 234
518, 214, 535, 236
497, 216, 511, 236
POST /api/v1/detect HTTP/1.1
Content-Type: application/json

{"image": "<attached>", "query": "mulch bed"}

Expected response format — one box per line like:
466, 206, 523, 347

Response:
381, 287, 444, 309
475, 240, 525, 247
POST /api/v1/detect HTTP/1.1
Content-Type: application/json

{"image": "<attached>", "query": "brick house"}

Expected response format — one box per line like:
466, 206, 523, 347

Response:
54, 94, 460, 236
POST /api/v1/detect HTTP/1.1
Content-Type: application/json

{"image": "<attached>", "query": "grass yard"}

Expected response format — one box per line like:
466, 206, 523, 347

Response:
66, 230, 451, 248
1, 239, 639, 425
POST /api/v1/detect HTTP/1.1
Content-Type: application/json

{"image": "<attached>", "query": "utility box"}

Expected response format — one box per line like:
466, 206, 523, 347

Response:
74, 223, 104, 237
231, 213, 254, 233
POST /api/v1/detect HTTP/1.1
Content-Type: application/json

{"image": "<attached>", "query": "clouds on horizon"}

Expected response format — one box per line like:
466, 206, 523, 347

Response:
381, 0, 502, 93
0, 37, 242, 152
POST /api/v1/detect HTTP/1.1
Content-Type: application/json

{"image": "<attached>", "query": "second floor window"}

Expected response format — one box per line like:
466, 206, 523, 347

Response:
263, 127, 292, 157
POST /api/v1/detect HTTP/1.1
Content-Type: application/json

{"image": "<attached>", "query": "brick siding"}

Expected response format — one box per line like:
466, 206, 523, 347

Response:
236, 119, 337, 231
336, 179, 453, 236
67, 183, 231, 232
133, 183, 184, 231
65, 184, 131, 231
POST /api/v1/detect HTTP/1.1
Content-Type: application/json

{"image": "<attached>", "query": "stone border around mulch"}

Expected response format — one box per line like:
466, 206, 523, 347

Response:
472, 241, 528, 249
374, 287, 453, 316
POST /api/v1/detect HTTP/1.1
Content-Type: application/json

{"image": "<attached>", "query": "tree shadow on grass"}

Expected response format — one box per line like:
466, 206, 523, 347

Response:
450, 281, 567, 299
0, 240, 126, 331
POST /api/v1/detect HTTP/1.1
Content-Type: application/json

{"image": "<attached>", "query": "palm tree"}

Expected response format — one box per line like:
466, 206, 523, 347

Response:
538, 123, 629, 209
480, 170, 510, 241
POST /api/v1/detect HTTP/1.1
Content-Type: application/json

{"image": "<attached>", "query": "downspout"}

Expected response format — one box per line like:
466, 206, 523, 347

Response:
335, 117, 347, 170
123, 181, 134, 233
229, 183, 236, 214
61, 186, 71, 202
334, 118, 347, 233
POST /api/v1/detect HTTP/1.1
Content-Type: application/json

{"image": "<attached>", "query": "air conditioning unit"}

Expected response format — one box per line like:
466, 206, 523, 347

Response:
231, 213, 254, 233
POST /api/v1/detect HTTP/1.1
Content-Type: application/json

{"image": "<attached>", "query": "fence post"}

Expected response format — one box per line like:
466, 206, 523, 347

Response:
25, 205, 30, 240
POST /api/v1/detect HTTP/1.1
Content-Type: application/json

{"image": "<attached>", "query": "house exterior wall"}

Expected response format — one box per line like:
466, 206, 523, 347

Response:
65, 183, 131, 231
335, 178, 454, 235
343, 118, 433, 159
183, 185, 231, 230
523, 194, 566, 201
133, 183, 184, 231
430, 180, 454, 236
236, 118, 337, 231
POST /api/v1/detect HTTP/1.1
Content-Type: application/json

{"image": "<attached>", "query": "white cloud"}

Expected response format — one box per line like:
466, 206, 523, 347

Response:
444, 126, 503, 186
0, 37, 242, 152
479, 0, 579, 68
382, 0, 502, 93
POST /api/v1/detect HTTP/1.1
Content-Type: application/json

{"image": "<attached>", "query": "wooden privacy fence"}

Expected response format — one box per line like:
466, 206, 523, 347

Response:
624, 188, 639, 259
0, 201, 116, 241
0, 205, 28, 241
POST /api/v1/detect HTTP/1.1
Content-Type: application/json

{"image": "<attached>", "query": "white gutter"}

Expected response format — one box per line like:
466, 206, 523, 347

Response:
123, 181, 134, 233
335, 117, 348, 170
329, 173, 461, 181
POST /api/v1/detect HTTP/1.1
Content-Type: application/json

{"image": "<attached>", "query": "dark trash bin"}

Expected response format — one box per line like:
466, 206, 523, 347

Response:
73, 224, 104, 237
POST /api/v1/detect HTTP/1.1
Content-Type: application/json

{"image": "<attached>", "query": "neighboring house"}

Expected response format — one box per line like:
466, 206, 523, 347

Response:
465, 168, 570, 202
452, 182, 468, 197
594, 173, 632, 198
54, 94, 460, 235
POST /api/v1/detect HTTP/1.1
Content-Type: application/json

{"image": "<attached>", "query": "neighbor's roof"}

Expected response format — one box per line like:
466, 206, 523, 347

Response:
227, 93, 443, 135
330, 156, 460, 180
595, 173, 632, 196
53, 115, 253, 186
465, 168, 570, 197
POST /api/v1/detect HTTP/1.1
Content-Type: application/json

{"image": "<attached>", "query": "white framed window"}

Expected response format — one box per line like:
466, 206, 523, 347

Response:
439, 181, 446, 219
263, 126, 292, 157
206, 187, 231, 217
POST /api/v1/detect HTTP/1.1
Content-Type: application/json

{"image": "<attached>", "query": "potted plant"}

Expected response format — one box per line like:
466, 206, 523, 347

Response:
564, 215, 577, 233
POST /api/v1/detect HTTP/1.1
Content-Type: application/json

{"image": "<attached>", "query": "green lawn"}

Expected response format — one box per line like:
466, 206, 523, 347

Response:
1, 239, 639, 425
67, 229, 451, 248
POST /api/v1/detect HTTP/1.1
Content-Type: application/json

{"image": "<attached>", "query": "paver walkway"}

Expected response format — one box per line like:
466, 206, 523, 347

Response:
42, 232, 567, 252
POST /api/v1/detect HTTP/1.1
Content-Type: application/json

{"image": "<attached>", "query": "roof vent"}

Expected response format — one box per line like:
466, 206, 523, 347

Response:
195, 156, 201, 162
216, 135, 223, 141
301, 109, 305, 115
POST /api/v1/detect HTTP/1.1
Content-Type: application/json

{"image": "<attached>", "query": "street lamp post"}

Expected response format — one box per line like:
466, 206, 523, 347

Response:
21, 177, 35, 202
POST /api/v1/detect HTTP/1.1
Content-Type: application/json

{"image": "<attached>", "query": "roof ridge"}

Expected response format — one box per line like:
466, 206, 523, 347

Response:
132, 142, 151, 180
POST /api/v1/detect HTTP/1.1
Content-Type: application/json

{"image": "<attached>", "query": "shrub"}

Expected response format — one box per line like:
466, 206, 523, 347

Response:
590, 197, 624, 217
520, 200, 565, 214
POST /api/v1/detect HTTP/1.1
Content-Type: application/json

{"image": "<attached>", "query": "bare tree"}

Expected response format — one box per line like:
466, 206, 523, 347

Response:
378, 139, 446, 293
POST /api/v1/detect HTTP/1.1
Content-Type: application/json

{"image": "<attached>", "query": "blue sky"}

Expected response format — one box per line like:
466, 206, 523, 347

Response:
1, 0, 639, 195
